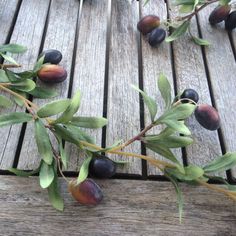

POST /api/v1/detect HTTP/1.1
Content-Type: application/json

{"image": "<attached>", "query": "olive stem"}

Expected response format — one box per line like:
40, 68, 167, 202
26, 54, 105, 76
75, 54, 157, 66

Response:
0, 64, 21, 69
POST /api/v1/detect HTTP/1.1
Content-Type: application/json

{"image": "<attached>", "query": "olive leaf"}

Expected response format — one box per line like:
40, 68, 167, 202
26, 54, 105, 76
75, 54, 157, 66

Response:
53, 91, 81, 124
12, 91, 26, 107
0, 52, 19, 65
157, 73, 172, 109
28, 86, 58, 99
77, 155, 92, 184
179, 4, 194, 13
219, 0, 230, 5
0, 69, 9, 82
203, 152, 236, 173
0, 95, 13, 108
37, 99, 71, 118
39, 161, 55, 188
0, 112, 32, 127
5, 69, 21, 82
165, 21, 190, 42
162, 120, 191, 135
56, 135, 68, 170
16, 70, 35, 79
0, 44, 27, 54
33, 55, 45, 73
132, 85, 157, 122
8, 167, 40, 177
34, 119, 53, 165
192, 36, 210, 46
68, 116, 108, 129
10, 79, 36, 92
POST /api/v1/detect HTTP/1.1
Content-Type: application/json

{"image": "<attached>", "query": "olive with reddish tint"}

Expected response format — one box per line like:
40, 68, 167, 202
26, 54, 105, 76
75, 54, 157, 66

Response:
137, 15, 160, 35
194, 104, 220, 130
148, 28, 166, 47
39, 49, 62, 64
180, 89, 199, 103
209, 5, 231, 25
225, 11, 236, 30
37, 64, 67, 83
68, 179, 103, 205
89, 156, 116, 178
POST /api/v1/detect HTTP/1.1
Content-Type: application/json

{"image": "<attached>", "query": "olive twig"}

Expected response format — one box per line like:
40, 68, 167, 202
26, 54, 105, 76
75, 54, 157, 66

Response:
0, 64, 21, 69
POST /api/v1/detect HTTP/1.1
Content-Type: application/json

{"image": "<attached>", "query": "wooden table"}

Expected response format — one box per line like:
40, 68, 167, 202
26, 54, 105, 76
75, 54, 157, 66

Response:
0, 0, 236, 235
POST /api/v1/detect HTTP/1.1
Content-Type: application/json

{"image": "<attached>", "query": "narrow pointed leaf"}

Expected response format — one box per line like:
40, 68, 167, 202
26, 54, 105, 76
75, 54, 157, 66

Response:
158, 73, 172, 109
8, 167, 39, 177
0, 69, 9, 82
77, 156, 92, 184
0, 95, 13, 108
39, 161, 55, 188
0, 112, 32, 127
0, 52, 19, 65
28, 86, 58, 98
0, 44, 27, 53
10, 79, 36, 92
192, 36, 210, 46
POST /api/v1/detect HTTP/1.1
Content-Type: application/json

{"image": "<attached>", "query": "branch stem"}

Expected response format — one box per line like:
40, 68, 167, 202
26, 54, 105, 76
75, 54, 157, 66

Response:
0, 64, 21, 69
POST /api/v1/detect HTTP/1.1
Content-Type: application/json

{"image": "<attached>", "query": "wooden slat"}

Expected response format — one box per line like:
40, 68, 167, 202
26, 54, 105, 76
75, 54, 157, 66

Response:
168, 3, 223, 174
0, 0, 19, 43
17, 0, 79, 170
65, 0, 108, 171
106, 0, 141, 174
198, 5, 236, 177
140, 0, 182, 176
0, 0, 50, 170
0, 176, 236, 235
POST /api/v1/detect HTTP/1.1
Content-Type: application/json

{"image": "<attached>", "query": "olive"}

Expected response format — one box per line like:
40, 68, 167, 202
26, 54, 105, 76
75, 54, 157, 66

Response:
137, 15, 160, 35
180, 89, 199, 103
225, 11, 236, 30
68, 179, 103, 205
148, 28, 166, 47
194, 104, 220, 130
39, 49, 62, 64
209, 5, 231, 25
89, 156, 116, 178
37, 64, 67, 83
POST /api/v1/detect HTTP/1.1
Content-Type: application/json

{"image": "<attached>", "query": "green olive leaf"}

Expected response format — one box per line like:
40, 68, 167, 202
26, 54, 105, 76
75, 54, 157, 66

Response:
0, 52, 19, 65
37, 99, 71, 118
33, 55, 45, 73
68, 116, 108, 129
12, 91, 26, 107
0, 44, 27, 53
203, 152, 236, 173
179, 4, 194, 13
219, 0, 230, 5
157, 73, 172, 109
8, 167, 40, 177
192, 36, 211, 46
53, 91, 81, 124
132, 85, 157, 122
28, 86, 58, 99
0, 95, 13, 108
34, 119, 53, 165
39, 161, 55, 188
16, 70, 35, 79
10, 79, 36, 92
5, 69, 21, 82
0, 112, 32, 127
0, 69, 9, 82
162, 120, 191, 135
165, 21, 190, 42
77, 155, 92, 184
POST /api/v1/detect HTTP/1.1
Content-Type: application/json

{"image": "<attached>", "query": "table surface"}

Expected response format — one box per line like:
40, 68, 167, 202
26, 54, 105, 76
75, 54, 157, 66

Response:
0, 0, 236, 235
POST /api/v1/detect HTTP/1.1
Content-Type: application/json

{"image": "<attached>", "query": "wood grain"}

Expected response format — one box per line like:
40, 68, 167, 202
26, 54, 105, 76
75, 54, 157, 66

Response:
168, 3, 223, 175
0, 0, 50, 170
140, 0, 183, 176
198, 5, 236, 177
65, 0, 108, 171
0, 176, 235, 236
17, 0, 79, 170
106, 0, 141, 174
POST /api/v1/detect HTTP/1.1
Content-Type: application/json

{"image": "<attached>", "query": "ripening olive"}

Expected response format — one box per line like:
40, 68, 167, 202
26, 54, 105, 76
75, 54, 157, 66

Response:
225, 11, 236, 30
180, 89, 199, 103
37, 64, 67, 83
148, 28, 166, 47
68, 179, 103, 205
137, 15, 160, 35
89, 156, 116, 178
209, 5, 231, 25
39, 49, 62, 64
194, 104, 220, 130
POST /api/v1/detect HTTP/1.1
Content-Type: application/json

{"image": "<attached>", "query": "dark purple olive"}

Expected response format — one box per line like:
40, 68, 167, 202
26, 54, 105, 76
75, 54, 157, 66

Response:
89, 156, 116, 178
194, 104, 220, 130
37, 64, 67, 83
39, 49, 62, 64
180, 89, 199, 103
225, 11, 236, 30
68, 179, 103, 205
148, 28, 166, 47
137, 15, 160, 35
209, 5, 231, 25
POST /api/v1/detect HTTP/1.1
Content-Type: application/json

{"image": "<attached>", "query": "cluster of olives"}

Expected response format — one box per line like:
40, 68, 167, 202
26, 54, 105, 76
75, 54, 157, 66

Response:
179, 89, 220, 130
37, 49, 67, 83
69, 155, 117, 205
209, 5, 236, 31
137, 15, 166, 47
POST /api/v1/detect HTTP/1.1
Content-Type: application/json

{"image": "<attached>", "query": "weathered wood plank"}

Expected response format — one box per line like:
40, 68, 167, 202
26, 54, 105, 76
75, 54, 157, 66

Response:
168, 3, 223, 174
65, 0, 108, 171
0, 176, 235, 236
106, 0, 141, 174
140, 0, 182, 176
17, 0, 79, 170
0, 0, 50, 170
0, 0, 19, 44
198, 5, 236, 177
